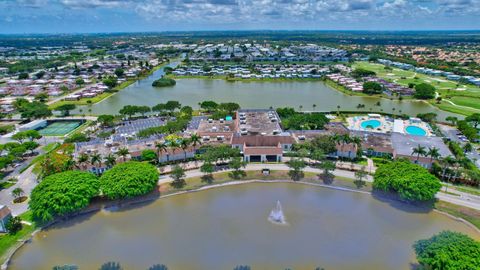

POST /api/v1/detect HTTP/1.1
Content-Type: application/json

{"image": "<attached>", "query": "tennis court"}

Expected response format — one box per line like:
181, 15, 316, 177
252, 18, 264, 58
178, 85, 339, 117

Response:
38, 121, 82, 136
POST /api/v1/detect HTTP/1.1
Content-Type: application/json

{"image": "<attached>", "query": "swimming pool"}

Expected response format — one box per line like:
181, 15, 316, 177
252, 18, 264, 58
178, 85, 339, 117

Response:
405, 125, 427, 136
361, 119, 381, 129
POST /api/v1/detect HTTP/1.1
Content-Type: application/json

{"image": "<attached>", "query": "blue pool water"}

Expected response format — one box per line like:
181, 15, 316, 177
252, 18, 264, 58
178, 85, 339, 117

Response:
361, 119, 381, 129
406, 125, 427, 136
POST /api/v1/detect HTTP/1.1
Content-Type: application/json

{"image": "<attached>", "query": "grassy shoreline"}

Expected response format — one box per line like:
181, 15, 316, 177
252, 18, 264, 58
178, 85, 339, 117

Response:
49, 61, 170, 108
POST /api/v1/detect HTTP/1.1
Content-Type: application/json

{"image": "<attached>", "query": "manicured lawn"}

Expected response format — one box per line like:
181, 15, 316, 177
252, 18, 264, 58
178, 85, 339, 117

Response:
435, 200, 480, 230
353, 61, 480, 115
0, 211, 38, 265
449, 96, 480, 110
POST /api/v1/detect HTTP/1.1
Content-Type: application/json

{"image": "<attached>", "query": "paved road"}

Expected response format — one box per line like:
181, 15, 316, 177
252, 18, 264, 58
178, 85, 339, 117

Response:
0, 166, 37, 216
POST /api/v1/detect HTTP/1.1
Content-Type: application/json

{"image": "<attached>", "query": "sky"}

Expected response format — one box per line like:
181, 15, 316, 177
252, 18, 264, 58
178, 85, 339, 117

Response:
0, 0, 479, 33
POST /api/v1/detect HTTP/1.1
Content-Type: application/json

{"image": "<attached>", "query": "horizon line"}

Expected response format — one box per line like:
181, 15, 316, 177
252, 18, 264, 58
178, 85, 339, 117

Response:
1, 29, 480, 36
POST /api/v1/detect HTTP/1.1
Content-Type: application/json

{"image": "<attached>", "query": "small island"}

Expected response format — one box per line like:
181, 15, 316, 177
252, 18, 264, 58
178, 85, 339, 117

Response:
152, 77, 176, 87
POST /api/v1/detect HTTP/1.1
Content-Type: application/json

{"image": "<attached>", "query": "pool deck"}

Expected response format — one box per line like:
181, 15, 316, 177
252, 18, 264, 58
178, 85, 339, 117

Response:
348, 115, 432, 136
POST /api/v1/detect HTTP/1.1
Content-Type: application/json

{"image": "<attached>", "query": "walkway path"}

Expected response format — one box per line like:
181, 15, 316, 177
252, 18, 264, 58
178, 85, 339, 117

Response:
159, 163, 480, 211
0, 166, 37, 216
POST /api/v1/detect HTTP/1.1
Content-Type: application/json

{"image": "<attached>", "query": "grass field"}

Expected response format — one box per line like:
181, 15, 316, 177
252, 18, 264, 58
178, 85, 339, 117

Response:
353, 61, 480, 115
0, 211, 38, 265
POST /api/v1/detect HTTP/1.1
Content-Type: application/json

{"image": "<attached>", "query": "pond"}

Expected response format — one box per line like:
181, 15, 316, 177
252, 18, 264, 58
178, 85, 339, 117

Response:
8, 183, 479, 270
75, 65, 459, 121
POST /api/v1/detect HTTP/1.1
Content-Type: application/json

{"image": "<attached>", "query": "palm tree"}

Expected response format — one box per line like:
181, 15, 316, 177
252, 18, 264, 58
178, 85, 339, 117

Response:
441, 155, 456, 181
426, 147, 440, 164
104, 154, 116, 168
180, 138, 191, 161
411, 145, 427, 162
312, 104, 317, 111
190, 133, 202, 152
155, 141, 168, 163
168, 140, 180, 162
77, 153, 89, 170
90, 153, 102, 169
118, 147, 129, 162
299, 105, 303, 111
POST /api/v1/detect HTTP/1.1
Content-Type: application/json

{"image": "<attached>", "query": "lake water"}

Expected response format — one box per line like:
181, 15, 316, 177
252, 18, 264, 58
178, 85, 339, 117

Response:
76, 65, 459, 121
9, 183, 479, 270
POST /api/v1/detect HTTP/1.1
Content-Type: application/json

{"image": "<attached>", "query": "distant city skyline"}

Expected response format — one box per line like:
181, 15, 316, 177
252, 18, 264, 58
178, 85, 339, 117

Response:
1, 0, 479, 34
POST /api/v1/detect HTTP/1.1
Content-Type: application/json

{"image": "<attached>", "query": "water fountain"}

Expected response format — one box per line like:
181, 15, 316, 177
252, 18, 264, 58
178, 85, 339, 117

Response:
268, 200, 287, 225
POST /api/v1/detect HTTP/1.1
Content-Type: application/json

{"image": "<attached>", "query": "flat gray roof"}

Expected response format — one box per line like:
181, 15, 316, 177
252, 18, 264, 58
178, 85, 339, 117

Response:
391, 133, 452, 157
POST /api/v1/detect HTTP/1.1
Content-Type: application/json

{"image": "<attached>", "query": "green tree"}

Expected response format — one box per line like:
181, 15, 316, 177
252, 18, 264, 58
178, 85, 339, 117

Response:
29, 171, 99, 222
141, 149, 157, 163
55, 104, 76, 117
170, 165, 186, 189
104, 154, 117, 168
414, 83, 436, 99
318, 159, 336, 184
200, 161, 215, 183
117, 148, 129, 162
414, 231, 480, 270
373, 160, 441, 202
6, 216, 23, 234
165, 100, 181, 113
100, 162, 159, 200
34, 92, 49, 103
362, 81, 383, 95
229, 156, 247, 179
12, 187, 24, 200
354, 166, 368, 189
465, 113, 480, 129
99, 262, 122, 270
18, 72, 29, 79
199, 100, 218, 112
103, 76, 118, 89
152, 77, 176, 87
155, 142, 168, 162
75, 78, 85, 86
114, 68, 125, 78
97, 115, 115, 127
412, 144, 427, 162
445, 116, 458, 126
287, 158, 306, 181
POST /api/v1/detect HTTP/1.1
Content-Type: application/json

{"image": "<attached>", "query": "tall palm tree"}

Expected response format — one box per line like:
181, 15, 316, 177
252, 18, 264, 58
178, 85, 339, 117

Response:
155, 141, 168, 163
190, 133, 202, 153
312, 104, 317, 111
411, 145, 427, 162
90, 153, 102, 168
180, 138, 191, 161
118, 147, 129, 162
426, 147, 440, 164
441, 155, 456, 181
168, 140, 180, 162
104, 154, 117, 168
